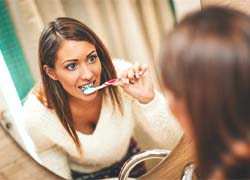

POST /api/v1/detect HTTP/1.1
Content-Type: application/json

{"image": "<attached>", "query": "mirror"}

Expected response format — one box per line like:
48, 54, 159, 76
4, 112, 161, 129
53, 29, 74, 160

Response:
0, 0, 187, 179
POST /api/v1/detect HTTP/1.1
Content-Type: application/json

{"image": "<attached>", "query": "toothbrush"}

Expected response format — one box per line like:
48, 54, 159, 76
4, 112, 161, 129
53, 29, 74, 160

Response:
82, 78, 121, 94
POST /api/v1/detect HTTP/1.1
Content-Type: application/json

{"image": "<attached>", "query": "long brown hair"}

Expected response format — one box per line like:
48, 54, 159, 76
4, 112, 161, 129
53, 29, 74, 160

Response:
38, 17, 123, 158
159, 7, 250, 179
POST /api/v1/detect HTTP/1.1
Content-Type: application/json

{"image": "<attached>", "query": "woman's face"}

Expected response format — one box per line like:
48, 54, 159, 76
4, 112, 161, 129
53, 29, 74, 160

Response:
45, 40, 102, 102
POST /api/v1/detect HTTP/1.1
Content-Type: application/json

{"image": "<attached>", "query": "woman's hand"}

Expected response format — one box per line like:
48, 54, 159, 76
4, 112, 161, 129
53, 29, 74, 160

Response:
118, 63, 155, 104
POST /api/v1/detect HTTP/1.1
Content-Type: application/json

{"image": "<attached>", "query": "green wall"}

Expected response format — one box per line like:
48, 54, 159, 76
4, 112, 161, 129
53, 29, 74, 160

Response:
0, 0, 34, 100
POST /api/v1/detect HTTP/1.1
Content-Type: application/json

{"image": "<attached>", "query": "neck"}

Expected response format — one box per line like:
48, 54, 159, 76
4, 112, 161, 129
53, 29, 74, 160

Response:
69, 93, 103, 128
70, 93, 103, 109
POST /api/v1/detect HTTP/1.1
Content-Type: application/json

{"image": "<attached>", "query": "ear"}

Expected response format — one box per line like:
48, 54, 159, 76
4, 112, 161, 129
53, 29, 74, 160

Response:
43, 65, 58, 80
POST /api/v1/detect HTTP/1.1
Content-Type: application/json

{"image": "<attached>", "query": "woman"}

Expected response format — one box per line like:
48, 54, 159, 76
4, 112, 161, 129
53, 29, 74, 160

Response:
22, 17, 182, 180
159, 6, 250, 179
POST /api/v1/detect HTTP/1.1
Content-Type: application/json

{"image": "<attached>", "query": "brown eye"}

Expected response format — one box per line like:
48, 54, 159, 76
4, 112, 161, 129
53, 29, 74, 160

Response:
87, 55, 97, 64
66, 63, 77, 70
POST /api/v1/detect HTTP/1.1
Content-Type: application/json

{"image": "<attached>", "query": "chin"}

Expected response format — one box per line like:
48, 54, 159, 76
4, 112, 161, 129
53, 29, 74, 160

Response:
83, 90, 99, 100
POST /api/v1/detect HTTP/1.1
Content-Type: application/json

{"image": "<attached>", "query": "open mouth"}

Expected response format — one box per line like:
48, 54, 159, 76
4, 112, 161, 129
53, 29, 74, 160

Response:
80, 82, 94, 92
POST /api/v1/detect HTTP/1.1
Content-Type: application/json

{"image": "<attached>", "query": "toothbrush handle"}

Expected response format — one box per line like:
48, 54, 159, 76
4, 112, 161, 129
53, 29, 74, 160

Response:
95, 83, 108, 91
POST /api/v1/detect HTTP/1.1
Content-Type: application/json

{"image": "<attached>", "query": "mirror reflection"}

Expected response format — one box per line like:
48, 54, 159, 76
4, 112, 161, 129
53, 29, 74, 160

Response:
1, 1, 183, 179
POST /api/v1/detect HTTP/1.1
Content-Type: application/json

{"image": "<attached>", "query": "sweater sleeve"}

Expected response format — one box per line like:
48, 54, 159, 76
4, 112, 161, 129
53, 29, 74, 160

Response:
132, 90, 183, 150
112, 59, 183, 150
22, 94, 75, 179
23, 119, 72, 180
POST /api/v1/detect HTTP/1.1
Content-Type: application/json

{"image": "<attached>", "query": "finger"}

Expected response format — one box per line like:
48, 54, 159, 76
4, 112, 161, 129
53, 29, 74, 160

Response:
139, 64, 148, 76
125, 70, 134, 84
127, 67, 135, 79
134, 62, 140, 78
118, 78, 128, 86
120, 71, 130, 84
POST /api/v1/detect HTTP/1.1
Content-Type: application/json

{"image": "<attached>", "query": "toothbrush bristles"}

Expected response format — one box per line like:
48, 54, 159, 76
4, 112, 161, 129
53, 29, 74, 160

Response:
82, 84, 94, 92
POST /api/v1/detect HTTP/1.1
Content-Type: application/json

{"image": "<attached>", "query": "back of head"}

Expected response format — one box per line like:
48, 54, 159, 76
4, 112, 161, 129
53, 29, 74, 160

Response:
159, 6, 250, 179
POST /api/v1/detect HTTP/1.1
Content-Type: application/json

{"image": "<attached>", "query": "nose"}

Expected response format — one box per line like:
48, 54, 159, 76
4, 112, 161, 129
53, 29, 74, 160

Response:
80, 65, 93, 80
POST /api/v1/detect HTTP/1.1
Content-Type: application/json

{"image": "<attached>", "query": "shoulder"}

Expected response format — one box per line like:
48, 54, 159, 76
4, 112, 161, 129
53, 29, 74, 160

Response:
22, 91, 67, 147
22, 91, 57, 132
23, 91, 48, 117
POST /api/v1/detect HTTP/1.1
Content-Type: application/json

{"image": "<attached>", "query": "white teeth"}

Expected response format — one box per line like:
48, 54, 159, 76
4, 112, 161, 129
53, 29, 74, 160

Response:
82, 82, 93, 89
81, 82, 94, 92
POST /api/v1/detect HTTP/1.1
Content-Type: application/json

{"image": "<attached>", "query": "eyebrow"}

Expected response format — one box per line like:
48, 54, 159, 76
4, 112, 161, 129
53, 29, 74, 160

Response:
86, 50, 96, 59
62, 50, 96, 65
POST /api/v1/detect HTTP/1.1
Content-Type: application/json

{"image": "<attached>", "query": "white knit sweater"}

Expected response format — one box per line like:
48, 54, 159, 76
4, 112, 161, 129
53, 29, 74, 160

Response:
22, 60, 182, 179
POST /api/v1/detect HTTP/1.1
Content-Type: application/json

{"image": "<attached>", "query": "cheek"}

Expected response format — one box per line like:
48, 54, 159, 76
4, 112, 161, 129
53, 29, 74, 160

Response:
94, 61, 102, 77
163, 90, 178, 117
56, 71, 79, 87
95, 67, 102, 76
163, 89, 185, 126
164, 90, 193, 136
